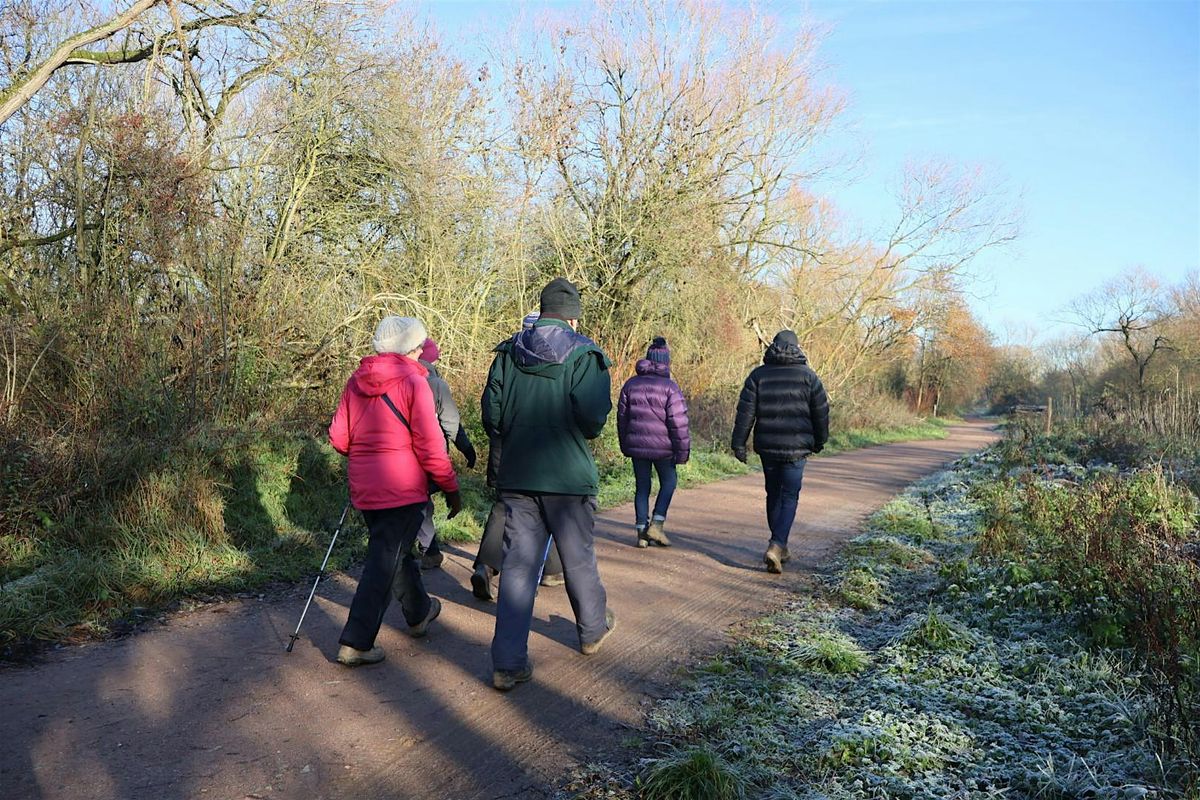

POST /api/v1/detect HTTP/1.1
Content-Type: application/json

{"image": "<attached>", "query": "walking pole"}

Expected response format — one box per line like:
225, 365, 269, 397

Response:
286, 501, 352, 652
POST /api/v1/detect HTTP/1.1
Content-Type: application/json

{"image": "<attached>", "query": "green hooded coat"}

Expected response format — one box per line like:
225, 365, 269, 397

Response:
481, 319, 612, 495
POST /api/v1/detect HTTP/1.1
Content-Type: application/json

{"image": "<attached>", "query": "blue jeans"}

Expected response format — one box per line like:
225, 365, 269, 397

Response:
632, 458, 678, 526
492, 493, 608, 671
761, 458, 806, 548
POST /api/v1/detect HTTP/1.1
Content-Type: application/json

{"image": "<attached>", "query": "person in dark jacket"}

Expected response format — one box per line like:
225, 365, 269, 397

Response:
616, 337, 691, 548
415, 337, 477, 571
731, 330, 830, 574
481, 278, 616, 691
471, 312, 565, 603
328, 316, 462, 666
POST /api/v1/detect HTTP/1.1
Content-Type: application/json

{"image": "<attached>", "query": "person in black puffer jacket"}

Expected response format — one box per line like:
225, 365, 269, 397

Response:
730, 330, 830, 574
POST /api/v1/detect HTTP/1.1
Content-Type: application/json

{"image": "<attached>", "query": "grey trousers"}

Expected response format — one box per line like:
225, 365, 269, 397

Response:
475, 499, 563, 576
491, 493, 608, 672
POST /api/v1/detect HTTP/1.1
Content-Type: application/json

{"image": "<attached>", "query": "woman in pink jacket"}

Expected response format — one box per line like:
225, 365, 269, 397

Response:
328, 316, 462, 666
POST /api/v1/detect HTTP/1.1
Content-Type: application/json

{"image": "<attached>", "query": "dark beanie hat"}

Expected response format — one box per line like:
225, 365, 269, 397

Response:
540, 277, 583, 319
773, 330, 799, 348
647, 336, 671, 364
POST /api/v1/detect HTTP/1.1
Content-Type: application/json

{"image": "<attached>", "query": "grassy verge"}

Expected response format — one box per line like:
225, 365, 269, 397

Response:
569, 430, 1199, 799
0, 417, 954, 655
821, 417, 953, 455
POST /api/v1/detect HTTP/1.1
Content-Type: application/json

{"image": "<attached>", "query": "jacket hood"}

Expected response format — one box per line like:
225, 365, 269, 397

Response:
350, 352, 426, 396
635, 358, 671, 378
763, 339, 808, 366
507, 320, 597, 375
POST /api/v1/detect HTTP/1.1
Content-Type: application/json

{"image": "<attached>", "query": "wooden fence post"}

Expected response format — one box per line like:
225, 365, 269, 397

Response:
1045, 396, 1053, 434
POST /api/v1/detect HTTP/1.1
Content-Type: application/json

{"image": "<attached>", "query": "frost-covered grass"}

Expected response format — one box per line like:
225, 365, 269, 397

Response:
568, 443, 1200, 800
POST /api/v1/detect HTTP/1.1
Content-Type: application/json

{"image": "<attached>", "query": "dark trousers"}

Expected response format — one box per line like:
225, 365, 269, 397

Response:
761, 458, 807, 548
632, 457, 678, 526
491, 493, 607, 671
339, 504, 431, 651
474, 498, 563, 575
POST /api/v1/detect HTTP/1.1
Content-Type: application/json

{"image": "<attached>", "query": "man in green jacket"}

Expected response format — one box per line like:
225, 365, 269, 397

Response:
482, 277, 617, 690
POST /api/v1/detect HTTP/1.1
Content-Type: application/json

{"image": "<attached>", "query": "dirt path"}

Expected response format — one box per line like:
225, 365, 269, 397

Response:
1, 421, 998, 800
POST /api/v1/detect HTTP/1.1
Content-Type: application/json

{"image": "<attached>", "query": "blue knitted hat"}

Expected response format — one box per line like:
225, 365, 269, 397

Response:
646, 336, 670, 364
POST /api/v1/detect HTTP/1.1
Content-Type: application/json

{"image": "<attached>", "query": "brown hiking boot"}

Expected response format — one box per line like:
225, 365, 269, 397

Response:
492, 663, 533, 691
636, 524, 651, 548
336, 645, 385, 666
647, 519, 671, 547
781, 546, 791, 564
764, 543, 784, 574
408, 597, 441, 638
539, 572, 565, 587
471, 565, 496, 601
580, 609, 617, 655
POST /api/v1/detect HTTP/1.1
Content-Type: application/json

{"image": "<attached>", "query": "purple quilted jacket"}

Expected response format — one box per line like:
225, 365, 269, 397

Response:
617, 360, 691, 463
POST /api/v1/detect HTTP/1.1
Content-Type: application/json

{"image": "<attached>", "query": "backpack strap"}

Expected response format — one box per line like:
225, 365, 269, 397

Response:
381, 392, 412, 432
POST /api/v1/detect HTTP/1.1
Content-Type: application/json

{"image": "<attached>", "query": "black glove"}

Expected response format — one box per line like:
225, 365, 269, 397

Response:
812, 444, 824, 454
732, 447, 748, 464
455, 428, 477, 469
445, 490, 463, 519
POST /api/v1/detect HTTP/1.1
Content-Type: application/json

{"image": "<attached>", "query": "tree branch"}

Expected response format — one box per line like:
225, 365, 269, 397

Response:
0, 0, 162, 126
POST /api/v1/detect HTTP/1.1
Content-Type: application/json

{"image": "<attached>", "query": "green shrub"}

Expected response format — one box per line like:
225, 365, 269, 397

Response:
640, 746, 746, 800
790, 629, 871, 674
978, 468, 1200, 742
868, 496, 943, 542
896, 605, 976, 652
837, 567, 888, 611
844, 535, 934, 570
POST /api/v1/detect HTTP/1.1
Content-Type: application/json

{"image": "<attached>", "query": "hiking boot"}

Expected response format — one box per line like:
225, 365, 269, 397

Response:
471, 565, 496, 601
780, 546, 791, 564
420, 550, 444, 570
539, 572, 565, 588
763, 543, 784, 574
408, 597, 442, 638
336, 645, 385, 667
492, 663, 533, 691
647, 519, 671, 547
580, 609, 617, 655
636, 524, 651, 548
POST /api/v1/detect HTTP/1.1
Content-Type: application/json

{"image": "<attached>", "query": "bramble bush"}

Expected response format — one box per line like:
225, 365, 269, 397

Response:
569, 429, 1200, 799
978, 468, 1199, 747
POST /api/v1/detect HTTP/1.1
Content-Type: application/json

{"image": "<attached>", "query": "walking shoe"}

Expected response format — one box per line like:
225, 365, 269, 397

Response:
580, 609, 617, 655
420, 550, 444, 570
408, 597, 442, 638
763, 543, 784, 574
471, 564, 496, 601
539, 572, 565, 588
647, 519, 672, 547
336, 645, 385, 666
636, 524, 651, 548
492, 663, 533, 691
780, 546, 791, 564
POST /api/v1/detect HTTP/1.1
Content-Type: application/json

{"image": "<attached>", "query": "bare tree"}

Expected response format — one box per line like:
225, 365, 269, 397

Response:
502, 0, 842, 365
1069, 266, 1175, 394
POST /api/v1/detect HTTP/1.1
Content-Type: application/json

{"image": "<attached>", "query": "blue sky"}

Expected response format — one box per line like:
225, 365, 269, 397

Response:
419, 0, 1200, 341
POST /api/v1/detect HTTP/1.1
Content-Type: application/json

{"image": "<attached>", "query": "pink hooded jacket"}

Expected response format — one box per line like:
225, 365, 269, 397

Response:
328, 353, 459, 510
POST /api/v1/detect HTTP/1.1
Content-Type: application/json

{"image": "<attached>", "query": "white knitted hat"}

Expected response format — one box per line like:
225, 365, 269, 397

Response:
372, 316, 427, 355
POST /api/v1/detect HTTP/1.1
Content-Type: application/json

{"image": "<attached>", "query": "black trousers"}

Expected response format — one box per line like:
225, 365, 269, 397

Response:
474, 497, 563, 575
339, 504, 431, 651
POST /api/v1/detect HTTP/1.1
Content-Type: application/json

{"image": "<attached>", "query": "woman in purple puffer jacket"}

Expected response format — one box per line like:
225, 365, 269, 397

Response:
616, 337, 691, 548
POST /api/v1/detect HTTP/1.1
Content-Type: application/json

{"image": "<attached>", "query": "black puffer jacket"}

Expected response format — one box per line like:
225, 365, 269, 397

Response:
731, 331, 830, 461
